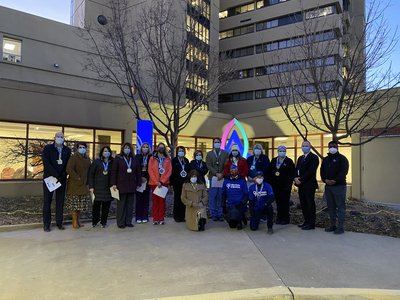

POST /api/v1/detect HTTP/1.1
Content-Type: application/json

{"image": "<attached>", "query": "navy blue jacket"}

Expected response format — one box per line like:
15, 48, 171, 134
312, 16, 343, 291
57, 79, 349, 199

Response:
42, 143, 71, 183
222, 176, 248, 207
247, 154, 270, 179
320, 152, 349, 186
248, 182, 275, 210
189, 159, 208, 184
267, 156, 295, 189
295, 152, 319, 189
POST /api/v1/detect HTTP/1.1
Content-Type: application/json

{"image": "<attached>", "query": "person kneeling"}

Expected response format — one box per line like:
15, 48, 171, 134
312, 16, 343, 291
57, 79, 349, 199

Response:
181, 170, 208, 231
248, 171, 275, 234
222, 165, 248, 230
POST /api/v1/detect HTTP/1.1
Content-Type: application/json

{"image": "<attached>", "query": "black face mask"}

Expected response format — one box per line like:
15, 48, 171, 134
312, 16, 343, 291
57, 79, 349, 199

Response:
158, 148, 165, 154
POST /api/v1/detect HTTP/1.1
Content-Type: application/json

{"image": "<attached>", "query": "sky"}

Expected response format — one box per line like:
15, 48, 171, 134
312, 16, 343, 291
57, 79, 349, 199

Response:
0, 0, 399, 76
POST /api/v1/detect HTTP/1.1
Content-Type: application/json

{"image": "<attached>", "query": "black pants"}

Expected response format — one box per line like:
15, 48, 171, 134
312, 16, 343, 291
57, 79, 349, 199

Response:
173, 183, 185, 222
135, 187, 150, 221
273, 186, 291, 223
43, 182, 66, 228
92, 200, 112, 226
117, 193, 134, 227
250, 206, 273, 231
298, 186, 316, 226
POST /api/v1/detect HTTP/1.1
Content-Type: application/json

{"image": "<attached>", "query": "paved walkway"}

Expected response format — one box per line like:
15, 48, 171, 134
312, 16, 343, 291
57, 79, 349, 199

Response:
0, 219, 399, 299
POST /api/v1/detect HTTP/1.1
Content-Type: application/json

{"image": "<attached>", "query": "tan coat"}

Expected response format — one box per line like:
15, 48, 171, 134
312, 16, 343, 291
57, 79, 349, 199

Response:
66, 153, 91, 195
181, 183, 208, 231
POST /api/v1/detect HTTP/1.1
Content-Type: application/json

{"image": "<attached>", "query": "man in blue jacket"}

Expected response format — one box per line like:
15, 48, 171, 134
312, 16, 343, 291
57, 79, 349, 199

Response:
320, 140, 349, 234
42, 132, 71, 232
222, 165, 248, 230
248, 171, 275, 234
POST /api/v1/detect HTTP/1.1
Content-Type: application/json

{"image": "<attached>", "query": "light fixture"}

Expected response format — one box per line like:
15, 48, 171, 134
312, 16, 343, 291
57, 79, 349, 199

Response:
4, 43, 15, 51
274, 137, 288, 141
53, 63, 59, 68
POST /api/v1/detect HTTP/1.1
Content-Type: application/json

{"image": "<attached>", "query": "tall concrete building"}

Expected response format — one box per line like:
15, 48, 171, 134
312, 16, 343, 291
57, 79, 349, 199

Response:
218, 0, 364, 114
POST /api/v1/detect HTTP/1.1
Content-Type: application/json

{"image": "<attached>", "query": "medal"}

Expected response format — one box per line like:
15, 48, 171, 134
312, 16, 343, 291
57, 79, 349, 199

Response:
158, 156, 165, 175
180, 170, 187, 177
250, 166, 255, 170
275, 171, 280, 176
102, 160, 109, 176
159, 168, 165, 175
123, 156, 132, 174
103, 170, 108, 175
178, 158, 186, 177
127, 168, 132, 173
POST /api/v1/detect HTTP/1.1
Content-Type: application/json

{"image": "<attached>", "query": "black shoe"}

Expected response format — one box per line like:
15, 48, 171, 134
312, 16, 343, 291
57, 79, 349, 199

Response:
57, 224, 65, 230
101, 224, 106, 228
198, 218, 206, 231
334, 228, 344, 234
325, 226, 337, 232
267, 228, 274, 234
43, 226, 51, 232
212, 217, 219, 222
301, 225, 315, 230
298, 223, 307, 228
218, 217, 224, 222
242, 216, 247, 226
125, 224, 134, 228
275, 219, 282, 225
118, 225, 126, 229
280, 221, 289, 225
237, 223, 243, 230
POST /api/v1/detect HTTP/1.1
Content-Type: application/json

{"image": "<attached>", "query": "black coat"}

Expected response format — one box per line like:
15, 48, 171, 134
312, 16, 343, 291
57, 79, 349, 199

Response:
320, 152, 349, 186
267, 156, 295, 190
137, 154, 151, 181
295, 152, 319, 190
247, 154, 270, 179
189, 159, 208, 184
110, 154, 141, 194
88, 158, 113, 202
170, 157, 190, 186
42, 143, 71, 183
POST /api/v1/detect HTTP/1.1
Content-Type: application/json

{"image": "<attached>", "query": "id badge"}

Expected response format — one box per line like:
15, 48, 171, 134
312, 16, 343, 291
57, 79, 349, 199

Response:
57, 159, 63, 165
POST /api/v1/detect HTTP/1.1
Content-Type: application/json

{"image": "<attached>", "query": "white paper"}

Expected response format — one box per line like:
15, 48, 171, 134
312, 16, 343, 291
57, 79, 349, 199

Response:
110, 187, 120, 200
90, 191, 95, 203
211, 176, 224, 188
136, 181, 147, 193
153, 186, 169, 198
44, 176, 62, 192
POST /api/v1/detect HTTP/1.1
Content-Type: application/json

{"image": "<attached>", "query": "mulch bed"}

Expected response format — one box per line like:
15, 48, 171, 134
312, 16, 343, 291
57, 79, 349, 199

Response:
1, 193, 399, 238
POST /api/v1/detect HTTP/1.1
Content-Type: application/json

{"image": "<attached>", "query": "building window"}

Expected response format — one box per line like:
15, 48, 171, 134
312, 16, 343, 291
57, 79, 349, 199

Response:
225, 46, 254, 58
306, 5, 337, 20
238, 68, 254, 79
256, 12, 302, 32
2, 37, 22, 63
219, 24, 254, 39
219, 91, 253, 103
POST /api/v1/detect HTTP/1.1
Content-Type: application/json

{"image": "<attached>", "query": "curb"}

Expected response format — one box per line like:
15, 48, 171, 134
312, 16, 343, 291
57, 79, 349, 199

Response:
145, 287, 400, 300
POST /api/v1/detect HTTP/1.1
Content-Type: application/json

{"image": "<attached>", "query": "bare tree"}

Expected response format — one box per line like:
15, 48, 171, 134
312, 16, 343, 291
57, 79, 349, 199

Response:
82, 0, 234, 156
261, 0, 400, 156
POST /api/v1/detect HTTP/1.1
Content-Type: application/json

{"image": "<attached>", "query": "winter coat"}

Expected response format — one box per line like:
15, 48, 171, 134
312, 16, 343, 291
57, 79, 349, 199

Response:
88, 158, 113, 202
267, 156, 295, 190
247, 154, 270, 179
223, 157, 249, 178
181, 182, 208, 231
170, 157, 190, 187
248, 183, 275, 211
42, 143, 71, 183
320, 152, 349, 186
148, 153, 172, 186
295, 152, 320, 190
110, 154, 141, 194
205, 149, 229, 179
66, 153, 91, 196
189, 159, 208, 184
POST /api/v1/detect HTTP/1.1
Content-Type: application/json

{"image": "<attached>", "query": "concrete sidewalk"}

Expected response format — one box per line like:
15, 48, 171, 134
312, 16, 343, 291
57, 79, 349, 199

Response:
0, 219, 399, 299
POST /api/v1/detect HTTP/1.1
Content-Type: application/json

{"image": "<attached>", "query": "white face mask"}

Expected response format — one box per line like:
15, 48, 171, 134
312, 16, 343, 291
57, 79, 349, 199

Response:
254, 149, 262, 156
255, 178, 264, 185
214, 143, 221, 149
190, 177, 197, 183
142, 147, 149, 154
329, 147, 338, 154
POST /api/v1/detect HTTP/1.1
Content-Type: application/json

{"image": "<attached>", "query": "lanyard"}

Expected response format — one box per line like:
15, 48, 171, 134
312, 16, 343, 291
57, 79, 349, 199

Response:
178, 158, 185, 171
276, 157, 284, 169
123, 156, 132, 169
255, 184, 264, 199
142, 155, 148, 166
102, 160, 109, 171
159, 156, 165, 169
252, 156, 259, 166
197, 160, 203, 168
56, 146, 62, 159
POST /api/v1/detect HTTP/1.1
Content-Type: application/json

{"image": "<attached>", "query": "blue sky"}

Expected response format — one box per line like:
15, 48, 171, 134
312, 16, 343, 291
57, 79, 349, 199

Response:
0, 0, 399, 76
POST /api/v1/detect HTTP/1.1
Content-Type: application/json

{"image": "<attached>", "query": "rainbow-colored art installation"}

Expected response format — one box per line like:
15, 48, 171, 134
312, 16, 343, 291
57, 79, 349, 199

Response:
221, 118, 249, 158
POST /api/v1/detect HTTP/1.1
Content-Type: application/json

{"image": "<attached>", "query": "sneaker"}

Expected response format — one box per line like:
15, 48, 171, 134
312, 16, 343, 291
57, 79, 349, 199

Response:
142, 220, 148, 223
267, 228, 274, 235
153, 221, 159, 225
159, 220, 165, 225
325, 226, 337, 232
136, 220, 142, 224
334, 228, 344, 234
212, 217, 219, 222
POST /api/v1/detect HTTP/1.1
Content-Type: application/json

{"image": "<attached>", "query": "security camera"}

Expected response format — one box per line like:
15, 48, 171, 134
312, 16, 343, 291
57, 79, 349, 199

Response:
97, 15, 108, 25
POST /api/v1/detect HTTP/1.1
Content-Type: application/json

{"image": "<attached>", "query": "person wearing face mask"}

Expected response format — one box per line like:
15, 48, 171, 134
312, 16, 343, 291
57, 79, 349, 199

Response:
171, 146, 190, 222
294, 140, 320, 230
148, 142, 172, 225
206, 138, 229, 222
66, 142, 91, 229
88, 146, 114, 228
110, 143, 141, 229
320, 141, 349, 234
247, 144, 270, 185
181, 170, 208, 231
42, 132, 71, 232
135, 142, 152, 224
223, 144, 248, 178
222, 165, 248, 230
248, 172, 275, 233
189, 150, 208, 185
267, 146, 295, 225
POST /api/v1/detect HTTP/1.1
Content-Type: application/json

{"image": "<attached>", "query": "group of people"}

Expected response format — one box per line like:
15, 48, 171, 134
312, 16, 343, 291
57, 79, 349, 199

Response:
42, 132, 349, 235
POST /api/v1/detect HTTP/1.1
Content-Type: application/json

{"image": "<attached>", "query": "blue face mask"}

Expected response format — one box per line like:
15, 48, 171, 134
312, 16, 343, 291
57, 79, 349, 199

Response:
196, 155, 202, 161
278, 151, 286, 158
78, 148, 86, 155
55, 138, 64, 145
254, 149, 262, 156
214, 143, 221, 149
124, 148, 131, 155
103, 151, 111, 158
302, 146, 310, 154
178, 151, 185, 157
232, 151, 239, 157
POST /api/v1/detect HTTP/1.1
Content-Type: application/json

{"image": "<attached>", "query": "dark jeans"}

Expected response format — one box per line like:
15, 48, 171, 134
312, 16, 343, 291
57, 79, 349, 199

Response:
325, 185, 347, 229
250, 205, 273, 231
92, 200, 112, 226
173, 183, 185, 222
117, 193, 134, 226
43, 182, 66, 227
135, 187, 150, 221
298, 185, 316, 226
273, 186, 291, 222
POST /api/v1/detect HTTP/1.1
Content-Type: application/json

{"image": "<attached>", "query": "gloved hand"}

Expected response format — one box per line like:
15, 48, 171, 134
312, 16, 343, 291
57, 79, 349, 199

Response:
235, 202, 243, 210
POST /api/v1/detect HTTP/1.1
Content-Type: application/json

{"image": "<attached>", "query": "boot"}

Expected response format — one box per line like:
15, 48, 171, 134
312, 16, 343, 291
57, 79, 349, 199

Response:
72, 211, 79, 229
77, 210, 84, 227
